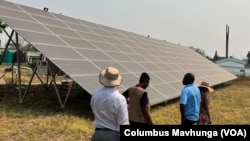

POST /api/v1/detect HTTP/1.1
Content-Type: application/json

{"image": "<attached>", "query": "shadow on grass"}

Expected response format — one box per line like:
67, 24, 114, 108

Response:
1, 77, 246, 120
0, 83, 94, 119
213, 79, 235, 90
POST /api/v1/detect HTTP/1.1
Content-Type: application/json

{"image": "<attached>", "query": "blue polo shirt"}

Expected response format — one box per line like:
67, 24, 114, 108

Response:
180, 83, 201, 121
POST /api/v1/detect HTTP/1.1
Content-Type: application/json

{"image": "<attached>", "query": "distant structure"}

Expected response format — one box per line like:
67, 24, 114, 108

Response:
215, 57, 250, 76
226, 24, 229, 58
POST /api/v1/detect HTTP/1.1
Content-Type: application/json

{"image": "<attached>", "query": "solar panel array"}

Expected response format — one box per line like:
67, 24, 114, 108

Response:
0, 0, 237, 105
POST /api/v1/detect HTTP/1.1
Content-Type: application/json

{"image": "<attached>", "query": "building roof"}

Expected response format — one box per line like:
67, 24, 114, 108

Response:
215, 57, 246, 65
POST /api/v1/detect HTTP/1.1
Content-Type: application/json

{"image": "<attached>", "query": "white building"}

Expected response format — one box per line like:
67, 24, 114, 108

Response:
215, 57, 250, 76
26, 51, 40, 63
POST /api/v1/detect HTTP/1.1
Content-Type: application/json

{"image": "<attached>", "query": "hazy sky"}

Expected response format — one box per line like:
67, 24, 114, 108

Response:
2, 0, 250, 59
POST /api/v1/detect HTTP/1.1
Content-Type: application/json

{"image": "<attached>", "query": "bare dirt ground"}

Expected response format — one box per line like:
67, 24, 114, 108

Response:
0, 73, 6, 84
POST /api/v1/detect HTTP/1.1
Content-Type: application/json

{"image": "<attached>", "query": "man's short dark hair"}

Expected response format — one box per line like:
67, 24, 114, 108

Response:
182, 73, 195, 85
139, 72, 150, 83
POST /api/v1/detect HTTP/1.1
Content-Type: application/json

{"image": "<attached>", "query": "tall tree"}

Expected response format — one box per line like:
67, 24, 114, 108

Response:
213, 50, 219, 61
247, 51, 250, 64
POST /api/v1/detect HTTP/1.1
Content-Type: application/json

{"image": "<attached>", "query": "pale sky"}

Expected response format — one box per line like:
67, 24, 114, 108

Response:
2, 0, 250, 59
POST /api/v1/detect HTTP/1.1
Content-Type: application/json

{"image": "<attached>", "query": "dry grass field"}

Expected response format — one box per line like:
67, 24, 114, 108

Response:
0, 65, 250, 140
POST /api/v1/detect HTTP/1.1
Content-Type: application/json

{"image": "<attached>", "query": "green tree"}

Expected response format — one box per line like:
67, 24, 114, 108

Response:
189, 46, 213, 61
213, 50, 219, 61
247, 51, 250, 64
0, 19, 8, 33
190, 46, 206, 56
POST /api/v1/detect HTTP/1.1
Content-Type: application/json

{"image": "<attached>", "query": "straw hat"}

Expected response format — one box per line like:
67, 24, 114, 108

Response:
99, 67, 122, 87
198, 81, 214, 92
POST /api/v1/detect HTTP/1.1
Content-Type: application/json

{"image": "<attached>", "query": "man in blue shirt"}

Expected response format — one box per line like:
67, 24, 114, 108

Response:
179, 73, 201, 125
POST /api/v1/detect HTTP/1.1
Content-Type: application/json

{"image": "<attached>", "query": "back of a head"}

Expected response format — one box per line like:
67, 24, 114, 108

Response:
139, 72, 150, 83
182, 73, 195, 85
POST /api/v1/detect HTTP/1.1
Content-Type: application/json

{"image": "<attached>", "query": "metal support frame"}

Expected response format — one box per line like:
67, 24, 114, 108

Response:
15, 32, 23, 103
22, 54, 74, 109
46, 59, 74, 109
1, 29, 74, 109
0, 30, 24, 102
0, 30, 14, 64
21, 54, 46, 101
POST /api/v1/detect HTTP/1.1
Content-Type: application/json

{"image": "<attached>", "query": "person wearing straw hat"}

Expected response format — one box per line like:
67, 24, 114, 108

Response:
90, 67, 129, 141
180, 73, 201, 125
197, 81, 214, 125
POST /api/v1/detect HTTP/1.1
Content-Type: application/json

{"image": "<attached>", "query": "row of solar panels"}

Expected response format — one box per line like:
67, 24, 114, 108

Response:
0, 0, 237, 105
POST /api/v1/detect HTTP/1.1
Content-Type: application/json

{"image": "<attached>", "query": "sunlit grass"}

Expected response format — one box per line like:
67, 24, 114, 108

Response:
150, 77, 250, 125
0, 92, 94, 140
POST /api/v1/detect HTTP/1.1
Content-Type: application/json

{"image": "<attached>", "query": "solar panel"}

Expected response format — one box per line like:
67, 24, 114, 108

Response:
0, 0, 237, 106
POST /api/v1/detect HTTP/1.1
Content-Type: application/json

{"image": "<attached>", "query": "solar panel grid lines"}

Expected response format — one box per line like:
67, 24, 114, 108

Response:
148, 73, 165, 85
131, 48, 150, 55
71, 75, 100, 94
108, 32, 129, 40
0, 3, 86, 56
105, 51, 134, 62
151, 83, 179, 98
0, 0, 238, 106
65, 22, 93, 33
52, 59, 100, 76
78, 19, 102, 29
123, 33, 146, 44
120, 39, 139, 47
88, 27, 114, 38
0, 17, 50, 35
101, 36, 125, 45
0, 7, 35, 24
32, 44, 84, 60
119, 73, 140, 88
147, 87, 168, 104
136, 34, 157, 44
126, 53, 150, 63
111, 44, 134, 54
77, 31, 107, 42
1, 0, 19, 10
45, 25, 82, 38
76, 48, 112, 61
30, 24, 86, 55
19, 4, 56, 19
147, 49, 163, 56
15, 0, 131, 63
30, 14, 69, 29
124, 34, 143, 43
140, 62, 162, 72
0, 2, 28, 18
91, 61, 130, 74
90, 41, 118, 52
57, 15, 83, 25
168, 81, 184, 94
151, 38, 167, 45
27, 14, 116, 66
97, 24, 119, 33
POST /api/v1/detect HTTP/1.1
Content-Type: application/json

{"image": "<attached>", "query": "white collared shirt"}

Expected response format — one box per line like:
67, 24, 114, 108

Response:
90, 86, 129, 131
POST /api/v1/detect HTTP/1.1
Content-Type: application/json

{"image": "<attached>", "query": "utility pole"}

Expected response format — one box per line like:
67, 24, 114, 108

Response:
226, 24, 229, 58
